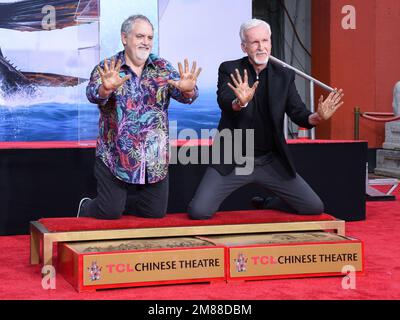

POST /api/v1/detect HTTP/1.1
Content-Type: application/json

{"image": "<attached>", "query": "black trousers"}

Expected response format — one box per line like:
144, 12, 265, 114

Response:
188, 153, 324, 220
82, 158, 169, 220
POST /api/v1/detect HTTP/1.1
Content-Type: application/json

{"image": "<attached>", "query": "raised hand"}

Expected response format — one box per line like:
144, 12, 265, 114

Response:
168, 59, 202, 93
97, 58, 131, 93
228, 69, 259, 106
317, 88, 344, 120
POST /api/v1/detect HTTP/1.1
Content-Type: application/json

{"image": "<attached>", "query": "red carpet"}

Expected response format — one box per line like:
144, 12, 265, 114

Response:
39, 211, 335, 232
1, 186, 399, 300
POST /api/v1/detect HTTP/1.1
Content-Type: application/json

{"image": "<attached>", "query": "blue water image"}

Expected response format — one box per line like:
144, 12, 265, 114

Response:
0, 89, 221, 142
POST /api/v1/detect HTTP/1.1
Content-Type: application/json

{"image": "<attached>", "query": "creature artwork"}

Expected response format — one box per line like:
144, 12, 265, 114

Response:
1, 0, 247, 142
87, 261, 102, 281
0, 0, 100, 142
234, 253, 247, 273
0, 0, 97, 98
0, 47, 87, 98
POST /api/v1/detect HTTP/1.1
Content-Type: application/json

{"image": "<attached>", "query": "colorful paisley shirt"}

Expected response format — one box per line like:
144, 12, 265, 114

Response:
86, 51, 198, 184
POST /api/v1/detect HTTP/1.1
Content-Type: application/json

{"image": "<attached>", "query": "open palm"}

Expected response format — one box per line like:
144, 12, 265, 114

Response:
168, 59, 202, 93
228, 69, 259, 106
98, 58, 131, 92
317, 88, 344, 120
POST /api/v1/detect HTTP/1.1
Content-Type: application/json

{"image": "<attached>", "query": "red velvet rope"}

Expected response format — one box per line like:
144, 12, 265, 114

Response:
361, 112, 400, 122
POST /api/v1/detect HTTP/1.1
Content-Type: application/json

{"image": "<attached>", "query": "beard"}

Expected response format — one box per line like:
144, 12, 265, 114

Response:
136, 47, 151, 61
253, 53, 269, 65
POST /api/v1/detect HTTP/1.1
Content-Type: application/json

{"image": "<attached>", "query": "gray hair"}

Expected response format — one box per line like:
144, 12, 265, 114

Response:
121, 14, 154, 34
239, 19, 271, 43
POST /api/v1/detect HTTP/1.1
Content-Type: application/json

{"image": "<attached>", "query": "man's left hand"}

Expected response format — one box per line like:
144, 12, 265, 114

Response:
317, 88, 344, 120
168, 59, 202, 95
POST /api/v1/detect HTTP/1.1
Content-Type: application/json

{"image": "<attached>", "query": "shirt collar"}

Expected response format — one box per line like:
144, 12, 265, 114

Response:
244, 56, 269, 77
118, 51, 156, 69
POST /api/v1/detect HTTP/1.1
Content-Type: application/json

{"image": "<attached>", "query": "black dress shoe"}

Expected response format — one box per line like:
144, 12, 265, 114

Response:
251, 196, 266, 209
251, 196, 277, 210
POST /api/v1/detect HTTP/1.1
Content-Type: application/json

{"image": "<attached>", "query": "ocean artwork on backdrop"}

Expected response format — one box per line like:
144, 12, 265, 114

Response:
0, 0, 101, 142
0, 0, 97, 96
0, 0, 250, 143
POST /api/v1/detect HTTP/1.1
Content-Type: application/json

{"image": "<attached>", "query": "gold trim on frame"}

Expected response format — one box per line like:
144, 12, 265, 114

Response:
30, 219, 345, 268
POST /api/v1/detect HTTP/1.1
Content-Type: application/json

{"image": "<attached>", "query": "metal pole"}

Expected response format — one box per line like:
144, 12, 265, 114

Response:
270, 55, 335, 92
310, 81, 315, 140
270, 55, 335, 141
354, 107, 360, 140
284, 114, 288, 140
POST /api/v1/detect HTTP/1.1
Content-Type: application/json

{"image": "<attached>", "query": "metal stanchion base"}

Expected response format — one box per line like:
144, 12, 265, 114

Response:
366, 179, 398, 201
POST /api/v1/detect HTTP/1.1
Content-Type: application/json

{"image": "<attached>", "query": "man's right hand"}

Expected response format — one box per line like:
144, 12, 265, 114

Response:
227, 69, 259, 109
97, 58, 131, 98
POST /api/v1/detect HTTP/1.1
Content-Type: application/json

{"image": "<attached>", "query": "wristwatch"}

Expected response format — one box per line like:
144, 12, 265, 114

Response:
233, 98, 248, 108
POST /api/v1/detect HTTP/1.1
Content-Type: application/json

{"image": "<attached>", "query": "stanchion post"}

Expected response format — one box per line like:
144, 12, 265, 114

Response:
354, 107, 360, 140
